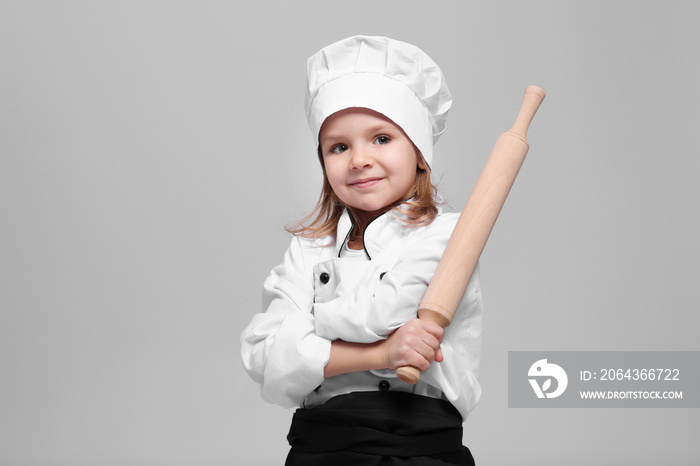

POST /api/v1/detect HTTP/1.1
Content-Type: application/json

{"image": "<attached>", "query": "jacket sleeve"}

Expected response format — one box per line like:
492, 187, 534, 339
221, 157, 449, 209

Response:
240, 236, 331, 408
314, 216, 458, 343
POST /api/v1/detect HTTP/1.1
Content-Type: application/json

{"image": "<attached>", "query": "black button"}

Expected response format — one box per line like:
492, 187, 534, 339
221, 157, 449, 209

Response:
379, 272, 387, 280
319, 272, 330, 284
378, 380, 390, 391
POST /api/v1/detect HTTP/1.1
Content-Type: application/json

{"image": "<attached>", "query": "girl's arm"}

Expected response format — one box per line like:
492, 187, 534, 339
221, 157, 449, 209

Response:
240, 237, 330, 408
324, 318, 444, 378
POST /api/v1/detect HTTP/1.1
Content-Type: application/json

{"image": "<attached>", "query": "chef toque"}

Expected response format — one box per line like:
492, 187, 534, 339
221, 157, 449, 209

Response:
305, 35, 452, 169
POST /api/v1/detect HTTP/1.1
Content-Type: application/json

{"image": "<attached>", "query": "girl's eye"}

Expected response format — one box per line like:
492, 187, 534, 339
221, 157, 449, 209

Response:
330, 144, 348, 154
374, 135, 391, 145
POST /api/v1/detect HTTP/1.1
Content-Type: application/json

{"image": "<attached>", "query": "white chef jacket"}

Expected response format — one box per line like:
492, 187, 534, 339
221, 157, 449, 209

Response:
240, 206, 483, 420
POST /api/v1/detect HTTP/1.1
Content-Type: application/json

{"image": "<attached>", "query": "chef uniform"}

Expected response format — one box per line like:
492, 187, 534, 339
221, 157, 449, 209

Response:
240, 35, 484, 465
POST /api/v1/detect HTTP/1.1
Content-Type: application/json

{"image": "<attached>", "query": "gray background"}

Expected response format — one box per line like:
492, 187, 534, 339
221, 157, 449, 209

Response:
1, 1, 698, 464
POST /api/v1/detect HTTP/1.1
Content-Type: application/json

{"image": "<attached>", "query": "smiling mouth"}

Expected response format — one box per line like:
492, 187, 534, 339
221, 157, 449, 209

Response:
350, 178, 383, 188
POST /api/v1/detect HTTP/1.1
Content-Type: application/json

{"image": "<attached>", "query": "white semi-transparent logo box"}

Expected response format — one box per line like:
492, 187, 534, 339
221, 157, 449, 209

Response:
509, 351, 700, 408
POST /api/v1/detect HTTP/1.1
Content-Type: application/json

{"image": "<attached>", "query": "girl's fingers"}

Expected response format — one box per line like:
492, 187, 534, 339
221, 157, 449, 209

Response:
383, 319, 445, 370
405, 318, 444, 343
411, 335, 442, 367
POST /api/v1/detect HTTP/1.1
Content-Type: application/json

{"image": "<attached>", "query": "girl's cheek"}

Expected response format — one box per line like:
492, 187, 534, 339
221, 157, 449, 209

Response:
326, 172, 343, 191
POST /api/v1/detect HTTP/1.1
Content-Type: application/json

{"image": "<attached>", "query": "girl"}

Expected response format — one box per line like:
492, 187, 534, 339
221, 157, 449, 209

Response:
241, 35, 483, 465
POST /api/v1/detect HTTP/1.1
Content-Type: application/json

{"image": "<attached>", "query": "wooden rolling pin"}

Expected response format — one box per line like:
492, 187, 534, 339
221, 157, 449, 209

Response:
396, 86, 546, 384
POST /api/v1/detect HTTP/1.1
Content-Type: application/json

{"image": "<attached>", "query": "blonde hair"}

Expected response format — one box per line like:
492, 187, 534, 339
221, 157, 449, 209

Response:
285, 150, 441, 240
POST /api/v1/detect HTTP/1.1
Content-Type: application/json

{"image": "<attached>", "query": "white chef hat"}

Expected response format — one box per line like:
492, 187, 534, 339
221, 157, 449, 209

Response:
304, 35, 452, 169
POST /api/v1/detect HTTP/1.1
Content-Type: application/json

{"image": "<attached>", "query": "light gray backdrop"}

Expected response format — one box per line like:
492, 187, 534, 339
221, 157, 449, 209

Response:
1, 1, 698, 465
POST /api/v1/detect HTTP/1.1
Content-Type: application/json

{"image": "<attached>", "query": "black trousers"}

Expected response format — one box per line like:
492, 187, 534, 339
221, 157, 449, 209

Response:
286, 391, 475, 466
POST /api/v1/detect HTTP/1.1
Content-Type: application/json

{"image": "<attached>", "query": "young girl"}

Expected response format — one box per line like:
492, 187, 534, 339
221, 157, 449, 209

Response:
241, 35, 483, 465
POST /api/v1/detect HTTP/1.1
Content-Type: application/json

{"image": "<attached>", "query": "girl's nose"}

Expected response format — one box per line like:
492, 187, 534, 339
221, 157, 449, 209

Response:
350, 148, 373, 170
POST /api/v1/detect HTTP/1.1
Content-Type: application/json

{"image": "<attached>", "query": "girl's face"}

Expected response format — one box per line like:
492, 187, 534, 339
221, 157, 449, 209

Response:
319, 108, 426, 225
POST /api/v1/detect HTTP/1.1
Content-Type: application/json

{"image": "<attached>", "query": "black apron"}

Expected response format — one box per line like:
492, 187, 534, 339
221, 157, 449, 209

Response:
286, 391, 475, 465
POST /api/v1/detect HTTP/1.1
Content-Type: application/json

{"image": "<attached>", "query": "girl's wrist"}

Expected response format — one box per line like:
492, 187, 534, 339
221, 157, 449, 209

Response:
367, 339, 389, 371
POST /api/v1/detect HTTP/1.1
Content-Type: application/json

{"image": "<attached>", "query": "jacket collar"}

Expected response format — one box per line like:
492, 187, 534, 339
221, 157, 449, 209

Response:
334, 204, 441, 260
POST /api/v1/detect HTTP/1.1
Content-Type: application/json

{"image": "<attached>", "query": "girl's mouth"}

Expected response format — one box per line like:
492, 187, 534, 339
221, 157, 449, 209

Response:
350, 177, 382, 188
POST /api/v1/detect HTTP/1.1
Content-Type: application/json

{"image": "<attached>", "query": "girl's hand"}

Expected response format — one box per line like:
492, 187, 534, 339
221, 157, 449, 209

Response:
380, 319, 444, 372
